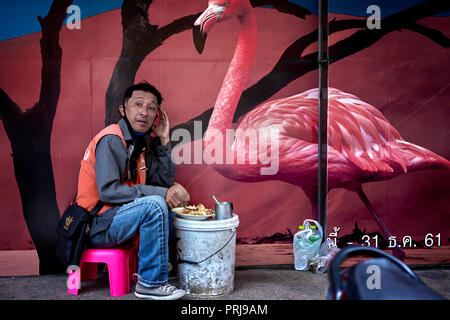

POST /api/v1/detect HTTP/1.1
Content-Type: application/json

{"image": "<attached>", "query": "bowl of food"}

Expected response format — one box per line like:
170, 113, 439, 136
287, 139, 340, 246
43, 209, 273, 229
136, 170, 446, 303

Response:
172, 204, 215, 221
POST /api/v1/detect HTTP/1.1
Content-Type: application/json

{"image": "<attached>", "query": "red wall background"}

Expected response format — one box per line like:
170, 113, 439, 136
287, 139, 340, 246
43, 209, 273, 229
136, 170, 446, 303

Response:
0, 1, 448, 267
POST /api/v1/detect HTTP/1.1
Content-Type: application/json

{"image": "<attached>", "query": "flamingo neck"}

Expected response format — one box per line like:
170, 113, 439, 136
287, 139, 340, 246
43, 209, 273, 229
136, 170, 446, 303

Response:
206, 8, 257, 140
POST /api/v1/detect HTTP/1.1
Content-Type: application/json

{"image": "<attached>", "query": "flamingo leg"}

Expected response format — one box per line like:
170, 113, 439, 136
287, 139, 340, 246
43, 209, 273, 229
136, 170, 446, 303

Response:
357, 189, 406, 260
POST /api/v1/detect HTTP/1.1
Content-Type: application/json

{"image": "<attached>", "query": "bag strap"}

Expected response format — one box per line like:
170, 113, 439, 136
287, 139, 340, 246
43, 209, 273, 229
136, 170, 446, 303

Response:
89, 201, 104, 216
70, 192, 103, 215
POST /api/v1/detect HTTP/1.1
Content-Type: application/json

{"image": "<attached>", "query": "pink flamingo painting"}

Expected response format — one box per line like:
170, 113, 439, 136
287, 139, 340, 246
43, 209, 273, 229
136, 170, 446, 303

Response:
193, 0, 450, 258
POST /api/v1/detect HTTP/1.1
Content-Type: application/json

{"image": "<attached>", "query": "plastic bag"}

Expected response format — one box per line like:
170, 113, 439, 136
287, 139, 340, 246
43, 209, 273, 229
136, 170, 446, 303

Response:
308, 239, 341, 274
293, 219, 323, 270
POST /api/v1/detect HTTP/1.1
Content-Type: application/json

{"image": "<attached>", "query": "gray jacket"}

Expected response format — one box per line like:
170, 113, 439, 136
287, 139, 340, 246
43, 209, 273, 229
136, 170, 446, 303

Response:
89, 118, 176, 237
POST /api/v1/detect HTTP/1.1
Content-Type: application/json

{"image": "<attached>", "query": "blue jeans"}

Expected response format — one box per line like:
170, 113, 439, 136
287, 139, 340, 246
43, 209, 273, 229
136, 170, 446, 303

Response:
90, 195, 174, 287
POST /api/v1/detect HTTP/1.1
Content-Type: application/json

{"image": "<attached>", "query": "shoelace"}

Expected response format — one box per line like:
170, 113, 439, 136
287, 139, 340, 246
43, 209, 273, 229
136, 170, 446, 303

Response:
160, 284, 177, 293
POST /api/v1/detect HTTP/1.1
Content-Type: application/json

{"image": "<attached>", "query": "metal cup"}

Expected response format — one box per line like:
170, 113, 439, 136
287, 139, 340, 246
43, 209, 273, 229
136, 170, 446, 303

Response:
215, 202, 233, 220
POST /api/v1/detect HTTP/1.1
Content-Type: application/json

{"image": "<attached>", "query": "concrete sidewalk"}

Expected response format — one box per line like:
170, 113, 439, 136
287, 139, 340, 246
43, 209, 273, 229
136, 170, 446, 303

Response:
0, 265, 449, 300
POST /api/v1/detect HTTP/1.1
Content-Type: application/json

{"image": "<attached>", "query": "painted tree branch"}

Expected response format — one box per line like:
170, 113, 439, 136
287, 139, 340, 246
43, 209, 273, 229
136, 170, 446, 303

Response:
105, 0, 156, 126
0, 88, 22, 137
249, 0, 311, 19
0, 0, 73, 274
404, 23, 449, 48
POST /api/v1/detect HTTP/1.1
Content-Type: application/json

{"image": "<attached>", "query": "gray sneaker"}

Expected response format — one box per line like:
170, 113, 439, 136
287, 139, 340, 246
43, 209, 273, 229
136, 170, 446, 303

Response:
134, 282, 186, 300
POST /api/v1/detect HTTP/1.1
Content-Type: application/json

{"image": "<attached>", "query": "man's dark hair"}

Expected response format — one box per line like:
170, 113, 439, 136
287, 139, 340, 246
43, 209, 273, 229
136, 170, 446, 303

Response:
123, 81, 163, 107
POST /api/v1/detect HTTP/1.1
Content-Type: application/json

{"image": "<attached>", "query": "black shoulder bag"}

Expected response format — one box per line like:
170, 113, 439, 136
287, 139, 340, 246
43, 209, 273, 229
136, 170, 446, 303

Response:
55, 200, 104, 268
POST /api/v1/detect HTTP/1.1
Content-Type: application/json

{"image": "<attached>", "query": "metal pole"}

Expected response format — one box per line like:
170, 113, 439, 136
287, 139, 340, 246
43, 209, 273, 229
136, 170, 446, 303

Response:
317, 0, 328, 241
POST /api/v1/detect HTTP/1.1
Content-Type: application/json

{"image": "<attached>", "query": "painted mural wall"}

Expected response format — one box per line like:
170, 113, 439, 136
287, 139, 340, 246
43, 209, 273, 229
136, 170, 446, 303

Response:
0, 0, 448, 274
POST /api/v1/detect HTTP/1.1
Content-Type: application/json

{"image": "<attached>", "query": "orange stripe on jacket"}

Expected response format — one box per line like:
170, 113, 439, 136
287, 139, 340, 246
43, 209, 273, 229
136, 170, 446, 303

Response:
76, 124, 146, 215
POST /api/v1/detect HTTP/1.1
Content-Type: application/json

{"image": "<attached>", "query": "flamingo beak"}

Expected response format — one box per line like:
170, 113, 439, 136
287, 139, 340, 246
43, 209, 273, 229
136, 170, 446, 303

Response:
193, 6, 220, 54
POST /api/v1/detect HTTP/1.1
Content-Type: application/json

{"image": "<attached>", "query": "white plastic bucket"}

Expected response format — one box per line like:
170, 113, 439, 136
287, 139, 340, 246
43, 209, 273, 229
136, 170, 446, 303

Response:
173, 214, 239, 296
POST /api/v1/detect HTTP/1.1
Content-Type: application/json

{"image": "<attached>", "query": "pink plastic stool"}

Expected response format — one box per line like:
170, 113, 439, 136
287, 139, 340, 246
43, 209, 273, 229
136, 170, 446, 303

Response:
67, 248, 138, 297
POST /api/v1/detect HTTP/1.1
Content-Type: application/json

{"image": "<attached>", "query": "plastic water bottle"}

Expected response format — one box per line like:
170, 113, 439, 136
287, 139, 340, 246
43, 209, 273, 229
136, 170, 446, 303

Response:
309, 225, 321, 243
295, 226, 313, 248
293, 226, 313, 270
